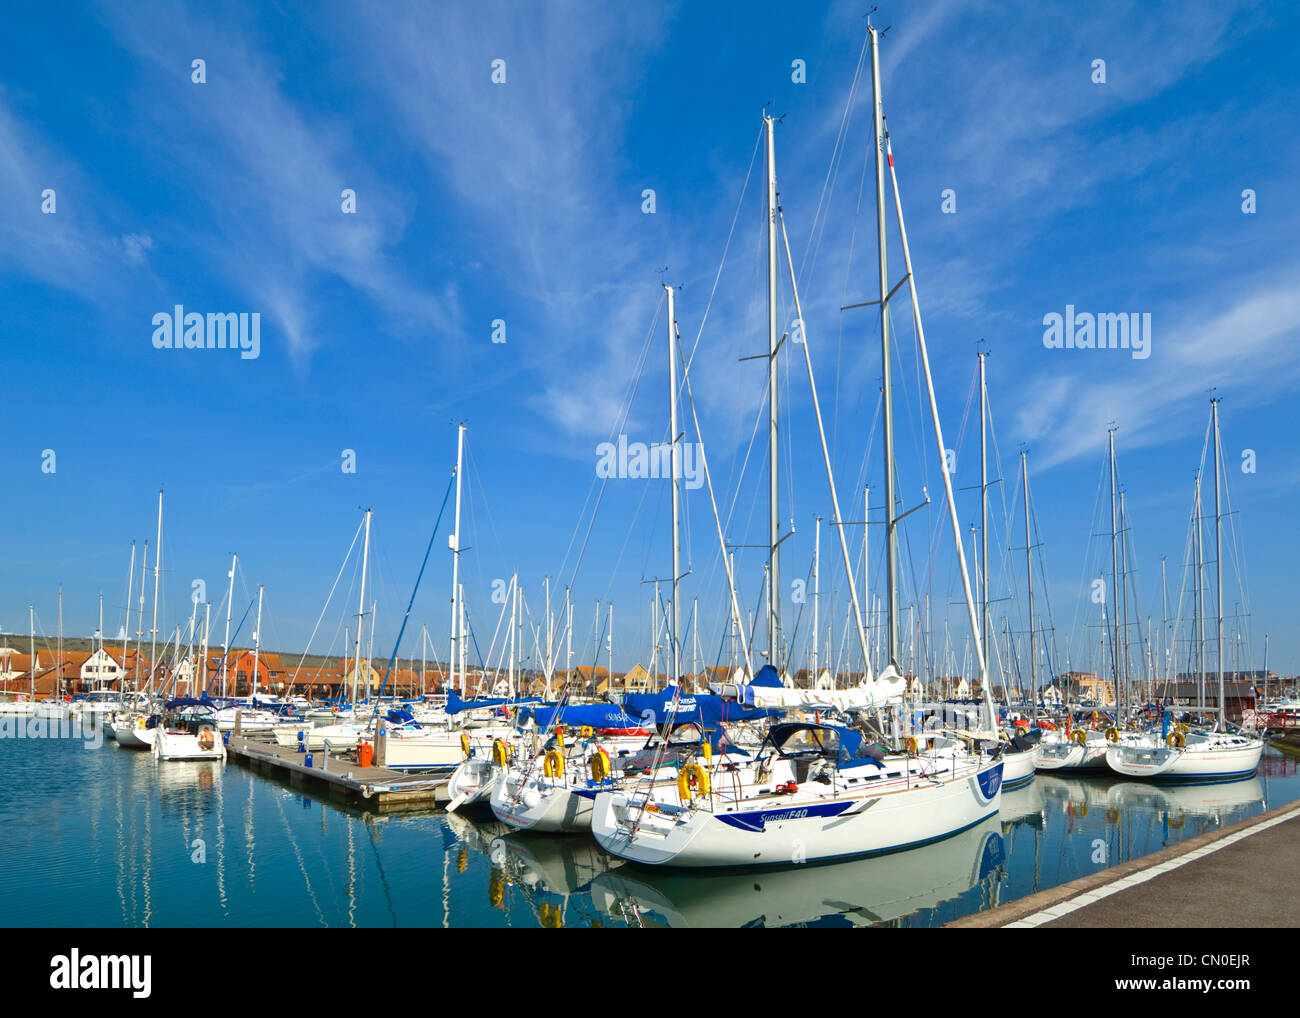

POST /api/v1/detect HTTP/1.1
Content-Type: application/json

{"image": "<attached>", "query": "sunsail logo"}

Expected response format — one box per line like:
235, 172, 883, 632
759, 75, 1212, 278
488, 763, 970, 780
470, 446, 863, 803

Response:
50, 950, 151, 998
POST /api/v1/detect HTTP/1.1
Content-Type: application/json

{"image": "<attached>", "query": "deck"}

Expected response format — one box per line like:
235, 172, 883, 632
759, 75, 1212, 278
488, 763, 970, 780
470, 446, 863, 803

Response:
225, 734, 451, 812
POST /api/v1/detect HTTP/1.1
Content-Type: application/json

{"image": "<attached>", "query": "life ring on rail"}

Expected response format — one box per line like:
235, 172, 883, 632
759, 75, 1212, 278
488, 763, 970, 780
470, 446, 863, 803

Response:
1167, 731, 1186, 749
460, 732, 472, 758
677, 762, 709, 802
579, 726, 594, 739
588, 747, 611, 782
1073, 730, 1088, 746
1105, 727, 1120, 744
543, 749, 566, 778
491, 739, 511, 767
1092, 711, 1099, 726
904, 736, 918, 755
198, 729, 216, 751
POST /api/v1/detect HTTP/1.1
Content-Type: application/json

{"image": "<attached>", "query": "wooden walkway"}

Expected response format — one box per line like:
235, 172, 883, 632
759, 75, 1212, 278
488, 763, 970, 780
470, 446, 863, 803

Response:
226, 734, 450, 812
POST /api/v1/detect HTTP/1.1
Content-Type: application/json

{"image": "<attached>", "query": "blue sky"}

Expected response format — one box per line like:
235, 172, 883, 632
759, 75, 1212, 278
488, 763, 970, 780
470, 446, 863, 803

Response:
2, 0, 1298, 687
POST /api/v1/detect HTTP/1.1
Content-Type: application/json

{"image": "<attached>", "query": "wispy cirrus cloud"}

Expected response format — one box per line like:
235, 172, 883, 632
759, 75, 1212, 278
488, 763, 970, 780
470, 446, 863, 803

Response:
96, 0, 460, 367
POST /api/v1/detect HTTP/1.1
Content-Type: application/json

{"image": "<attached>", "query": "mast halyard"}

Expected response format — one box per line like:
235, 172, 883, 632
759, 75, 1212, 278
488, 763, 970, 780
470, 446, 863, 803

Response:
869, 25, 899, 669
450, 423, 465, 694
764, 114, 782, 670
354, 510, 372, 707
1022, 451, 1036, 697
1108, 429, 1122, 711
979, 353, 990, 690
666, 284, 682, 686
1212, 397, 1225, 730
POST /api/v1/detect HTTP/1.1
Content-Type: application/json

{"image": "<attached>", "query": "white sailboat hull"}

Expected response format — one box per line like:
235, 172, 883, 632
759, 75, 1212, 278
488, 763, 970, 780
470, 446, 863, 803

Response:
1105, 737, 1263, 781
1033, 736, 1109, 772
445, 758, 503, 810
113, 718, 156, 749
592, 761, 1003, 869
1000, 748, 1036, 789
152, 729, 226, 762
490, 773, 601, 833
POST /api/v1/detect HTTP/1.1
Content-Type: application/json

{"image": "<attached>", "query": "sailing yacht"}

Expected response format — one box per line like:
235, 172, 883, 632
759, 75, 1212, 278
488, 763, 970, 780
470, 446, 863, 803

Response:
594, 26, 1004, 868
1105, 399, 1263, 781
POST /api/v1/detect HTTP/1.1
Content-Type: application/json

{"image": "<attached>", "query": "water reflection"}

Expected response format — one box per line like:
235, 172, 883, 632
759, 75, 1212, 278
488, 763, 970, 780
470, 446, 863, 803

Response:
585, 816, 1006, 928
2, 741, 1294, 928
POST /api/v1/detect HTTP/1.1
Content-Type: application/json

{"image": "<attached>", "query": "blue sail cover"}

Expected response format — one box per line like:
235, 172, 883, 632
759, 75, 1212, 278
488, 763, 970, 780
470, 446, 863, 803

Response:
443, 689, 543, 716
163, 696, 218, 711
751, 664, 784, 688
622, 685, 778, 727
521, 702, 647, 731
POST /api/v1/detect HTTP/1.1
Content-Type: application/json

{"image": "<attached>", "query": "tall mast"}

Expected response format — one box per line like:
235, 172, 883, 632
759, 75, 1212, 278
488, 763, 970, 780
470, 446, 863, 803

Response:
136, 540, 148, 687
979, 353, 990, 684
201, 603, 211, 697
122, 543, 135, 698
508, 574, 517, 698
1119, 490, 1131, 713
1212, 398, 1225, 729
251, 584, 264, 698
183, 600, 196, 696
367, 600, 377, 699
1194, 476, 1205, 709
764, 113, 781, 668
354, 510, 372, 706
812, 515, 821, 680
565, 588, 572, 696
1160, 555, 1169, 687
150, 490, 162, 696
1107, 429, 1122, 709
544, 576, 552, 688
666, 284, 682, 686
58, 588, 64, 699
29, 605, 35, 700
98, 591, 104, 656
870, 25, 899, 667
1022, 451, 1035, 699
221, 553, 237, 698
459, 585, 467, 694
863, 486, 870, 672
607, 603, 614, 687
450, 423, 465, 693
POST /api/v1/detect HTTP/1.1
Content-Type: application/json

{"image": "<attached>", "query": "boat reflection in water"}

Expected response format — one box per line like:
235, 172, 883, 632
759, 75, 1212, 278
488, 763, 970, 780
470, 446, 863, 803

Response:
587, 814, 1006, 928
1105, 778, 1266, 829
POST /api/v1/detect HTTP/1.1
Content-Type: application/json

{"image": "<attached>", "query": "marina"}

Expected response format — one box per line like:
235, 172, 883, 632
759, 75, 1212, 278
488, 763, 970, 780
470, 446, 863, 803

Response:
2, 0, 1298, 968
3, 733, 1298, 929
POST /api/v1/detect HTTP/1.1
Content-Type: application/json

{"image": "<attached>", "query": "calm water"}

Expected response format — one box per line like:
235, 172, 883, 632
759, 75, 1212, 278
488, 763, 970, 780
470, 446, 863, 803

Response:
2, 735, 1298, 927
